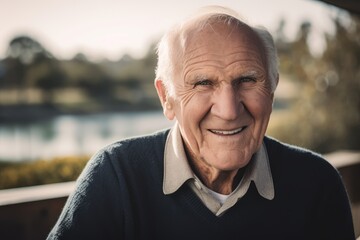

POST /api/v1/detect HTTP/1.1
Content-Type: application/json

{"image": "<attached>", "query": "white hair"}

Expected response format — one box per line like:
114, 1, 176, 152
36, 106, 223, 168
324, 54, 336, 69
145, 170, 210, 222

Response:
155, 6, 279, 96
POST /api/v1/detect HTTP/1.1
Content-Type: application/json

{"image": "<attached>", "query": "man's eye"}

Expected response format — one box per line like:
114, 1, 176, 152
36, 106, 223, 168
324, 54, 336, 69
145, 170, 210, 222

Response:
234, 76, 256, 85
240, 77, 256, 83
194, 80, 212, 87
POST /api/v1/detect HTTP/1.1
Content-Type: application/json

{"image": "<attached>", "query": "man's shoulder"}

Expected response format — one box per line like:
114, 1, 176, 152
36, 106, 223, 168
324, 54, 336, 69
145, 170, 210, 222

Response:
264, 136, 323, 160
263, 136, 345, 197
80, 128, 171, 179
95, 128, 170, 164
104, 128, 170, 154
264, 136, 338, 177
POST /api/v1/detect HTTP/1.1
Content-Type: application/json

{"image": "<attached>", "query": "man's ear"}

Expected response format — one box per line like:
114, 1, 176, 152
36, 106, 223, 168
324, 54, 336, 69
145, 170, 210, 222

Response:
270, 74, 279, 105
155, 79, 175, 120
274, 74, 279, 90
270, 74, 279, 106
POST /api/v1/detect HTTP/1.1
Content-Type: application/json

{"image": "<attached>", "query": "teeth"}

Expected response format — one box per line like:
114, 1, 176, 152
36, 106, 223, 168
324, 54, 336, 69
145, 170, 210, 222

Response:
210, 127, 244, 135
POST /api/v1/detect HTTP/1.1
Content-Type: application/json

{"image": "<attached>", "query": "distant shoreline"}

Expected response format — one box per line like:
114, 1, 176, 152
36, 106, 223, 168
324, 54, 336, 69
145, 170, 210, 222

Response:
0, 103, 161, 124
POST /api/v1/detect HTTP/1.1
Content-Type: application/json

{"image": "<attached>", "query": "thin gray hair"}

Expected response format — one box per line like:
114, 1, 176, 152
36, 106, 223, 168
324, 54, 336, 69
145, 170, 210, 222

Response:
155, 6, 279, 96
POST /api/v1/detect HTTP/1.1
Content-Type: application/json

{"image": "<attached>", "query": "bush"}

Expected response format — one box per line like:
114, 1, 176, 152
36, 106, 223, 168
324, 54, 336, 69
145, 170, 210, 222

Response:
0, 155, 89, 190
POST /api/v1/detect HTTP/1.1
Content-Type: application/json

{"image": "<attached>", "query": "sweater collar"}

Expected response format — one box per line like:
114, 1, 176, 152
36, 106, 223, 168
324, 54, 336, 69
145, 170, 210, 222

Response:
163, 122, 274, 200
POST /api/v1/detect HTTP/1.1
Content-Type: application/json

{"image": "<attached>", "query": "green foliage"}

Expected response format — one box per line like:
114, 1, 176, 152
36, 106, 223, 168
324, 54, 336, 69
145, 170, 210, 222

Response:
0, 37, 160, 112
0, 156, 89, 190
270, 13, 360, 153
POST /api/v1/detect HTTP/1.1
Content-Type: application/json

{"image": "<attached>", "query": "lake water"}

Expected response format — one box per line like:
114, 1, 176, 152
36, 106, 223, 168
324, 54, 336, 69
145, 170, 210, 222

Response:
0, 111, 173, 162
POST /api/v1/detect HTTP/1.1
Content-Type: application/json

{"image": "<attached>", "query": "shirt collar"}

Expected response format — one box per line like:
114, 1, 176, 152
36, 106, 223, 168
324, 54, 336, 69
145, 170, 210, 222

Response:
163, 122, 194, 194
246, 141, 275, 200
163, 122, 274, 200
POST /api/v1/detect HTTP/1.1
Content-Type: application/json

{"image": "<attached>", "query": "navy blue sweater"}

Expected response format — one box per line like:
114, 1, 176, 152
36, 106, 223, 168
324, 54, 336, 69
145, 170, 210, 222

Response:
47, 130, 355, 240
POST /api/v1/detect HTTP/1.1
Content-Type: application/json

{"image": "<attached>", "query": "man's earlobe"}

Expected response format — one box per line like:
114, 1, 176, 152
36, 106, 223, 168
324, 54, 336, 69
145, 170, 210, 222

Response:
165, 101, 172, 110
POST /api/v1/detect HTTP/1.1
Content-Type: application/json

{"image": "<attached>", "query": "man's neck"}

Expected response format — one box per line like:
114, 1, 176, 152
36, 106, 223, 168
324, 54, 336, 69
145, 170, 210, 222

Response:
185, 148, 247, 195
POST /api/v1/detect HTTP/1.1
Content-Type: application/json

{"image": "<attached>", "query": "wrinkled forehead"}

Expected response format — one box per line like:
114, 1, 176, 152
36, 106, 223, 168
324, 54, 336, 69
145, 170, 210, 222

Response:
180, 18, 266, 63
166, 14, 267, 81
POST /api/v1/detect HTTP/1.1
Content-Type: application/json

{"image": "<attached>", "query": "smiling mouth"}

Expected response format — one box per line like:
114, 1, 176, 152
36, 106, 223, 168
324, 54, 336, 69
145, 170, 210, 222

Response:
209, 127, 246, 135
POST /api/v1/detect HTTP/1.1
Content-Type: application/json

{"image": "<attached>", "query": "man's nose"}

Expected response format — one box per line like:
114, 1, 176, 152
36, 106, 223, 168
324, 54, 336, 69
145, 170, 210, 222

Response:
211, 85, 242, 121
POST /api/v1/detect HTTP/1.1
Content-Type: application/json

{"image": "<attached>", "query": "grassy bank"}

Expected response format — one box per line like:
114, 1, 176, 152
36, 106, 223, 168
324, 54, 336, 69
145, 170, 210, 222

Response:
0, 156, 89, 190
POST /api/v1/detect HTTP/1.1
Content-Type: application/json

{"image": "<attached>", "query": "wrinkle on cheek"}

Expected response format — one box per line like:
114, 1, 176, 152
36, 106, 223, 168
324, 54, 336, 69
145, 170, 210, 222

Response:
177, 84, 213, 106
242, 83, 273, 100
176, 89, 212, 160
259, 86, 273, 99
177, 88, 196, 106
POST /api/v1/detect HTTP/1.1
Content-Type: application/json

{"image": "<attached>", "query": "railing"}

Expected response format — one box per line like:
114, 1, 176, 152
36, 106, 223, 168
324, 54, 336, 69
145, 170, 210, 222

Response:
0, 182, 75, 240
0, 152, 359, 240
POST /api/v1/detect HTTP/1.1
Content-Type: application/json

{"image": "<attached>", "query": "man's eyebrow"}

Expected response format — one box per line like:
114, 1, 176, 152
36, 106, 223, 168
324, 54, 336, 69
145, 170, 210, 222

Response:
186, 70, 263, 83
239, 70, 260, 77
233, 70, 265, 78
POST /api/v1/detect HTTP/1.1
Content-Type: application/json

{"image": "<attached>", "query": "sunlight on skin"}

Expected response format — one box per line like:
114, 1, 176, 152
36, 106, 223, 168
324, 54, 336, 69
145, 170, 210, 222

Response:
156, 22, 274, 194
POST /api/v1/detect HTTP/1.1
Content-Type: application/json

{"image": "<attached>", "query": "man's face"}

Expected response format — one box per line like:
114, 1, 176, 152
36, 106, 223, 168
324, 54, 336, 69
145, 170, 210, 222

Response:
161, 23, 274, 171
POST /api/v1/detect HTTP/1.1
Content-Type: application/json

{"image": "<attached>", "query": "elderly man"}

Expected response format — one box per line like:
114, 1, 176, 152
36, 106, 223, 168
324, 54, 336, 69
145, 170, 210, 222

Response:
48, 6, 355, 240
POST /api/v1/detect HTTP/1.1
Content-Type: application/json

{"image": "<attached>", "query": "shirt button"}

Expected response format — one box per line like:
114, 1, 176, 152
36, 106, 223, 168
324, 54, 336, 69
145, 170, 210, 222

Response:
194, 180, 202, 190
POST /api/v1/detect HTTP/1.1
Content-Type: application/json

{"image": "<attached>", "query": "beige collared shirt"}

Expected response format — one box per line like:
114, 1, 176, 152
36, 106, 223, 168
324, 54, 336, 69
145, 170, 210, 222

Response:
163, 122, 275, 216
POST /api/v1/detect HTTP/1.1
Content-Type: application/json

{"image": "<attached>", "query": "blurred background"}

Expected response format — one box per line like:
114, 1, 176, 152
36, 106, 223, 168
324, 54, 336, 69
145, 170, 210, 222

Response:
0, 0, 359, 239
1, 0, 359, 188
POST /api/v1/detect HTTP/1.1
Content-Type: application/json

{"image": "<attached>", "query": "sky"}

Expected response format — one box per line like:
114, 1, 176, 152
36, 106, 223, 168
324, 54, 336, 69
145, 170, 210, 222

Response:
0, 0, 344, 61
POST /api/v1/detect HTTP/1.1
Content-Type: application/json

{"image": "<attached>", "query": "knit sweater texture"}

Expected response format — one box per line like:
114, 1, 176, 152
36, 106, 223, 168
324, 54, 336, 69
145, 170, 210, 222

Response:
47, 129, 355, 240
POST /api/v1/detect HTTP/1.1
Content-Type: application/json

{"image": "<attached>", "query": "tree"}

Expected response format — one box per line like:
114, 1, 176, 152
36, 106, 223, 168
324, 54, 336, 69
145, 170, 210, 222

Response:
3, 35, 67, 104
6, 35, 52, 64
271, 14, 360, 153
314, 14, 360, 151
